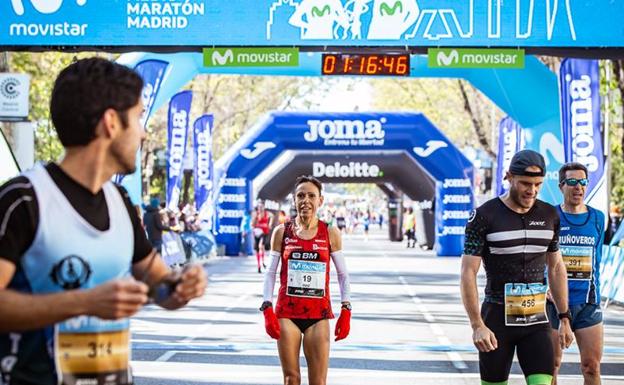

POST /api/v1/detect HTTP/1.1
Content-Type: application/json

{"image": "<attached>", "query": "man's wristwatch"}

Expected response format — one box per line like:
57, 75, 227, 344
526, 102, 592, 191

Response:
558, 309, 572, 321
341, 302, 352, 311
259, 301, 272, 311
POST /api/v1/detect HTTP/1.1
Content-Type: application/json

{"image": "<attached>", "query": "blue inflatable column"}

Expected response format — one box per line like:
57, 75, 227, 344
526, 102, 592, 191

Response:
434, 173, 475, 256
216, 176, 253, 256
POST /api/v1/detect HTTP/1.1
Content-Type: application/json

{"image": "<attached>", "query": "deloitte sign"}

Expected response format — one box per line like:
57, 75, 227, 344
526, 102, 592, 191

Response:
428, 48, 525, 69
312, 162, 382, 178
203, 47, 299, 67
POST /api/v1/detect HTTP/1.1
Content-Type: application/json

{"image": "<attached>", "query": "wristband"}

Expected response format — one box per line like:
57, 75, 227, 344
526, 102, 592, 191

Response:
259, 301, 272, 311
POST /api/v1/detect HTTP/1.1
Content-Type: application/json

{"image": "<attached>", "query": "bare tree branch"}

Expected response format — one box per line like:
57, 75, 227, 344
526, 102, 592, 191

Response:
457, 80, 495, 158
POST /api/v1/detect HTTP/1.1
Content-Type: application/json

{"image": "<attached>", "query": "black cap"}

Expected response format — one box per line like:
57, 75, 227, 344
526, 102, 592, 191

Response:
509, 150, 546, 177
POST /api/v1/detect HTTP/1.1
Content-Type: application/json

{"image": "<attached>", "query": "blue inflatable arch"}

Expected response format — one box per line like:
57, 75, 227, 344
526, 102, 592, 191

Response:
214, 111, 473, 256
117, 52, 563, 203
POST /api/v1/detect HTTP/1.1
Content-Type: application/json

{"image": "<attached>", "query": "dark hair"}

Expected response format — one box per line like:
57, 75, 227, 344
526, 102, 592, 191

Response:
50, 57, 143, 147
558, 162, 588, 184
294, 175, 322, 195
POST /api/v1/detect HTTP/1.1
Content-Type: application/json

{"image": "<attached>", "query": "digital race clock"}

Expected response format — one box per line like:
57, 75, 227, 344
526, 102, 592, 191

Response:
321, 53, 410, 76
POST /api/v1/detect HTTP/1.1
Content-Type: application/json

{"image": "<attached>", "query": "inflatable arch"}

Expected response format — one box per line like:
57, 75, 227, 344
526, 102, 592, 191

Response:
214, 112, 474, 256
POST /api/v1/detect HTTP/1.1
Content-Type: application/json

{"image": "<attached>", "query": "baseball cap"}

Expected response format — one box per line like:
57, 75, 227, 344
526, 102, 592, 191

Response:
509, 150, 546, 177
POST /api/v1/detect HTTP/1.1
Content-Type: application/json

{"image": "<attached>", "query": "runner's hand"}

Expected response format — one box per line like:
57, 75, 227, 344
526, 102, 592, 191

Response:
86, 278, 148, 319
171, 264, 207, 304
263, 307, 281, 339
559, 318, 574, 349
334, 308, 351, 341
472, 325, 498, 352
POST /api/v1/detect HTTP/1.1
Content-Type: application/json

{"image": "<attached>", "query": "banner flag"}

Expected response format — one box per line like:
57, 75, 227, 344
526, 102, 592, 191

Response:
495, 116, 523, 196
166, 90, 193, 210
193, 114, 214, 224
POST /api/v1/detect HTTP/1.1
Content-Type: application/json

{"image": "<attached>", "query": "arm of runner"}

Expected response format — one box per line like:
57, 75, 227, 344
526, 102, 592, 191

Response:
546, 250, 574, 349
329, 225, 351, 303
262, 225, 284, 303
460, 255, 497, 352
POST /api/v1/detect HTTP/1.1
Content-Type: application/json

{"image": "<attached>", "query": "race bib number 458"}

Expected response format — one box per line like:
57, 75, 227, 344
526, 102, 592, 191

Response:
287, 260, 326, 298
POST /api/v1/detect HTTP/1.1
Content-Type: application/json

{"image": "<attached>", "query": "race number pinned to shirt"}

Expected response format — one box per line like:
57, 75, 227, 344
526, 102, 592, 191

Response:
55, 317, 131, 385
560, 245, 593, 280
504, 283, 548, 326
287, 258, 326, 298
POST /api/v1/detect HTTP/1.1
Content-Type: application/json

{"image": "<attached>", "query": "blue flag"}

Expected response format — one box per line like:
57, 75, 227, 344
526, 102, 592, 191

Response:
166, 90, 193, 210
560, 58, 606, 213
193, 115, 214, 222
115, 60, 169, 203
496, 116, 523, 196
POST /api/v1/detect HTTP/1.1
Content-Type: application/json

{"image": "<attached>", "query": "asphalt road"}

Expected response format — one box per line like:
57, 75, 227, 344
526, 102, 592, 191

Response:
130, 228, 624, 384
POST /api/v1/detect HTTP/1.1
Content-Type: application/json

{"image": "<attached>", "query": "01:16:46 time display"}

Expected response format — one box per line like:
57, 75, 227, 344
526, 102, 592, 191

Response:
322, 54, 409, 76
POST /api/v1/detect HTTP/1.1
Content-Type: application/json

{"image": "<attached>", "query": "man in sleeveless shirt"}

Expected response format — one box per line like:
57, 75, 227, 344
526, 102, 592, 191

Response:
548, 162, 605, 385
0, 58, 207, 385
461, 150, 574, 385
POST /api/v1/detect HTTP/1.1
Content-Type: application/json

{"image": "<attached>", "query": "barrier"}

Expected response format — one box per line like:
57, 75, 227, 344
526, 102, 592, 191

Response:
161, 230, 216, 267
601, 245, 624, 306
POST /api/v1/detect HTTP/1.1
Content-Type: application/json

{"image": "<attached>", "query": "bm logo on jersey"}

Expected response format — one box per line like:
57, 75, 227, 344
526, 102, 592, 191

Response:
50, 255, 92, 290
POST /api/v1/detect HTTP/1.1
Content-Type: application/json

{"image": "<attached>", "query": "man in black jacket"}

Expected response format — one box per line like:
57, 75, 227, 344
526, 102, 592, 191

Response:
143, 197, 170, 253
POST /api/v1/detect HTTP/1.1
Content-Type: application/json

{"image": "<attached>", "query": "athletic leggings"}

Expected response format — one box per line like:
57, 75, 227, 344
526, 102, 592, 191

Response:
479, 302, 554, 385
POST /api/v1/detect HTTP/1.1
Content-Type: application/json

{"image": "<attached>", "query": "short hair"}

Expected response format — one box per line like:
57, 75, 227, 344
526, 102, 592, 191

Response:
50, 57, 143, 147
294, 175, 322, 195
558, 162, 588, 184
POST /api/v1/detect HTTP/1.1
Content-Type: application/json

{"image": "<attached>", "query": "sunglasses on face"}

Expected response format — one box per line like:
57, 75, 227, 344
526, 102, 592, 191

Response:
561, 178, 588, 187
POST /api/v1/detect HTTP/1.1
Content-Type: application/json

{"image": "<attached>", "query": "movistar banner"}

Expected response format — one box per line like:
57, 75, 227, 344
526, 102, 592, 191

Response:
560, 58, 606, 213
193, 114, 214, 222
2, 1, 624, 47
116, 59, 169, 204
166, 90, 192, 210
428, 49, 524, 69
495, 117, 524, 196
204, 48, 299, 67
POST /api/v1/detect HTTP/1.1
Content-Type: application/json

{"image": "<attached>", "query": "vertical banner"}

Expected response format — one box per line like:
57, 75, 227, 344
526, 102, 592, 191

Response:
193, 114, 214, 225
559, 59, 607, 214
166, 90, 193, 210
495, 116, 523, 196
116, 59, 169, 204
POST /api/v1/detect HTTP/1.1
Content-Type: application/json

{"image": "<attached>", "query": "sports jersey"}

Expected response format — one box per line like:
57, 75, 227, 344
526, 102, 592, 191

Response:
275, 221, 334, 319
0, 163, 152, 385
463, 198, 560, 304
255, 211, 271, 235
557, 205, 605, 305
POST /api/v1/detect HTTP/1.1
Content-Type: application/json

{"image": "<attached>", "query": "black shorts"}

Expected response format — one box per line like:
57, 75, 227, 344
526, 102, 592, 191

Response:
290, 318, 323, 333
479, 302, 554, 384
254, 233, 269, 251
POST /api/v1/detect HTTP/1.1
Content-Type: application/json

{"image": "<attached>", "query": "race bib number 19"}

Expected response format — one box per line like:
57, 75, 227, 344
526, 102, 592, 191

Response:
504, 283, 548, 327
287, 260, 326, 298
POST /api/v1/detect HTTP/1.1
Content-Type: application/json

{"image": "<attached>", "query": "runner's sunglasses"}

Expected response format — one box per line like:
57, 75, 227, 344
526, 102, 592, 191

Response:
561, 178, 588, 187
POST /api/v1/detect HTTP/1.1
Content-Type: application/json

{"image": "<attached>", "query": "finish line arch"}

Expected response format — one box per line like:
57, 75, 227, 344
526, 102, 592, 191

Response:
215, 111, 474, 257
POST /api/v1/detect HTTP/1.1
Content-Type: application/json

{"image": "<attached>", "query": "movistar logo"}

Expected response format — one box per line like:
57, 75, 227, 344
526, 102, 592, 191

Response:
311, 5, 330, 17
437, 50, 459, 66
380, 1, 403, 16
212, 49, 234, 66
10, 0, 86, 16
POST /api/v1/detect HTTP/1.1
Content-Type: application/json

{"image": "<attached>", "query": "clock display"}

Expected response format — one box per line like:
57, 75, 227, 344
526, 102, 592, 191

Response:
321, 53, 410, 76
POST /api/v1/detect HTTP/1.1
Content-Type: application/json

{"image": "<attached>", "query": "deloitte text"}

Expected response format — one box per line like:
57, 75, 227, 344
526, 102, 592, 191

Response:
313, 162, 382, 178
203, 48, 298, 67
304, 118, 386, 146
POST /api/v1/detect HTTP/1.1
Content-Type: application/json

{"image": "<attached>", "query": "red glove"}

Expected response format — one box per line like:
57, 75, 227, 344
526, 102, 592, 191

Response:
263, 307, 281, 340
334, 308, 351, 341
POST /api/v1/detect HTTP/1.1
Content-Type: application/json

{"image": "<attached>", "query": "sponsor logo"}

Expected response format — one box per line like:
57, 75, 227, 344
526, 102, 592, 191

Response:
564, 72, 599, 172
413, 140, 448, 157
240, 141, 276, 159
312, 244, 328, 251
218, 225, 241, 234
195, 120, 212, 190
9, 0, 88, 37
0, 77, 21, 99
467, 209, 477, 223
304, 118, 386, 146
443, 178, 471, 188
442, 194, 471, 204
10, 0, 86, 16
441, 226, 465, 236
203, 48, 299, 67
285, 245, 302, 251
312, 161, 382, 178
284, 237, 298, 245
49, 255, 92, 290
561, 226, 570, 231
529, 221, 546, 226
168, 106, 188, 180
428, 49, 525, 69
291, 251, 320, 260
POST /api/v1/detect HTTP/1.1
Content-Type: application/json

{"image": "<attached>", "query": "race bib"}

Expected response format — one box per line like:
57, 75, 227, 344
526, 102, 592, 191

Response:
504, 283, 548, 327
56, 317, 131, 385
560, 245, 593, 280
287, 259, 326, 298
